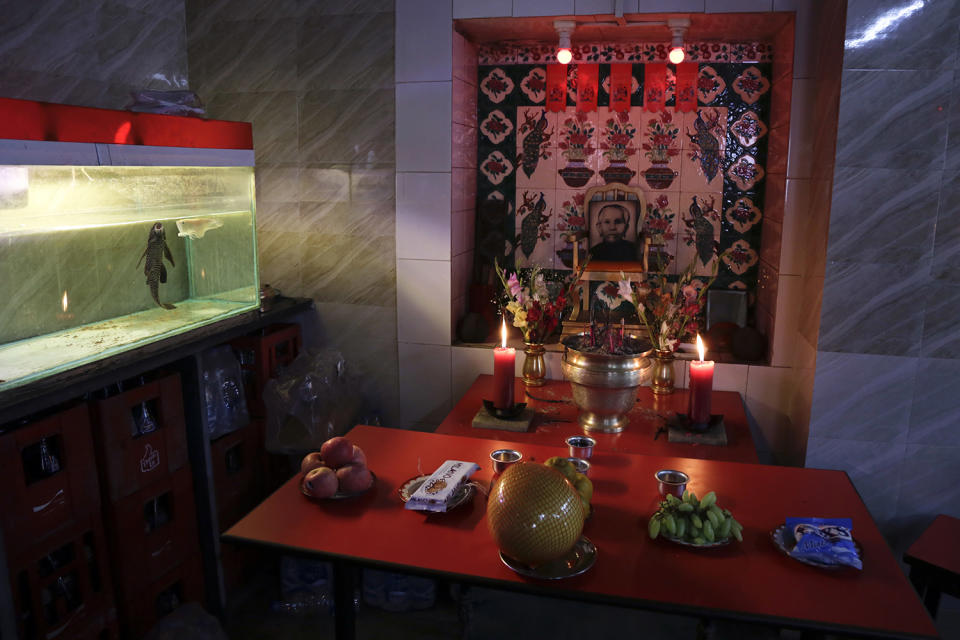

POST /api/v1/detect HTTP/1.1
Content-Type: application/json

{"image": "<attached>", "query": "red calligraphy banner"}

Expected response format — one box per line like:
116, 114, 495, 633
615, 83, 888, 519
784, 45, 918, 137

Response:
610, 63, 632, 113
675, 62, 698, 113
546, 64, 567, 113
644, 63, 667, 113
576, 63, 599, 113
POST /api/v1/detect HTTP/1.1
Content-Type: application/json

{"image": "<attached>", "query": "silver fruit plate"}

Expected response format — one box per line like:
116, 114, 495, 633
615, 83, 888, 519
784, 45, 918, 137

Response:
301, 471, 376, 501
499, 536, 596, 580
662, 534, 731, 549
399, 475, 475, 511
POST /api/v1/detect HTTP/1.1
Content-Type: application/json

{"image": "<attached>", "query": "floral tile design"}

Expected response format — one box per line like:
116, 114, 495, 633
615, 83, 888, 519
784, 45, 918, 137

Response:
730, 110, 767, 147
477, 42, 766, 66
697, 66, 727, 105
729, 43, 772, 63
480, 150, 514, 186
480, 68, 515, 104
480, 109, 514, 145
726, 154, 765, 191
520, 67, 547, 103
724, 196, 763, 233
732, 66, 770, 105
722, 238, 759, 275
556, 111, 599, 189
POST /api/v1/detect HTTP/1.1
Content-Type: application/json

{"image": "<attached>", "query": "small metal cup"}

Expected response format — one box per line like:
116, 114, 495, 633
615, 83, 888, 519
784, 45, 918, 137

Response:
490, 449, 522, 474
656, 469, 689, 498
566, 457, 591, 476
566, 436, 596, 459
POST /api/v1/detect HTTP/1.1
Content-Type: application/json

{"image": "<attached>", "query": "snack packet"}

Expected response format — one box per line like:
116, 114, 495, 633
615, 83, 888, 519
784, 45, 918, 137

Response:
785, 517, 862, 570
404, 460, 479, 513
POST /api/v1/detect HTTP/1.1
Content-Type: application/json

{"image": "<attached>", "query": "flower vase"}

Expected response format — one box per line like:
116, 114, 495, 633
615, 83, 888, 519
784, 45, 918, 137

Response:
558, 159, 594, 188
643, 161, 677, 190
650, 349, 676, 395
600, 160, 636, 185
522, 342, 547, 387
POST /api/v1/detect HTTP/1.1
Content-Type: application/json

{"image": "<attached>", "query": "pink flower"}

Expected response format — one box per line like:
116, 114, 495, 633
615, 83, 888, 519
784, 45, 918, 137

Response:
506, 273, 524, 301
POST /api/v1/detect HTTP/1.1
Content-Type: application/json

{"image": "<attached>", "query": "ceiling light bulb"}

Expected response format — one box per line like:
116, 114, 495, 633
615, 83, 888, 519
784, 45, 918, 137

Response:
668, 46, 685, 64
557, 47, 572, 64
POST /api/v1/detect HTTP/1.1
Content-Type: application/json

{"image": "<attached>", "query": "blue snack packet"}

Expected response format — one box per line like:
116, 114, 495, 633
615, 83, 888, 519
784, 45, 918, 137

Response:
784, 517, 862, 570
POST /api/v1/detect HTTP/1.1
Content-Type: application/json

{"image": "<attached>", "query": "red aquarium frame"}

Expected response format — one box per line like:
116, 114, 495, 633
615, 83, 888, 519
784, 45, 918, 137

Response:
0, 97, 253, 150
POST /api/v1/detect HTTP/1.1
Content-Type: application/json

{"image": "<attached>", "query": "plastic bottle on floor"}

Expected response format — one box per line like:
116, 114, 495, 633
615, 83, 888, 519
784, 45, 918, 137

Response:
362, 569, 387, 608
409, 576, 436, 610
381, 573, 411, 612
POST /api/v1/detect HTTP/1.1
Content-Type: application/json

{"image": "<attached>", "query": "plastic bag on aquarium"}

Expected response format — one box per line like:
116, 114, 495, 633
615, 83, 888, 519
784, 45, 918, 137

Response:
263, 348, 363, 455
199, 345, 249, 440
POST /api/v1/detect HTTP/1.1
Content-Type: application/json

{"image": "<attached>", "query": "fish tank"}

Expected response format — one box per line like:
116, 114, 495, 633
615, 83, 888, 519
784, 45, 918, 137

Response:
0, 164, 259, 393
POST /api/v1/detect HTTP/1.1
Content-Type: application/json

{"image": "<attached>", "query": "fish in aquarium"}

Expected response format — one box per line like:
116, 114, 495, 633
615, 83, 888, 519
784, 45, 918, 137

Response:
176, 216, 223, 239
138, 222, 176, 309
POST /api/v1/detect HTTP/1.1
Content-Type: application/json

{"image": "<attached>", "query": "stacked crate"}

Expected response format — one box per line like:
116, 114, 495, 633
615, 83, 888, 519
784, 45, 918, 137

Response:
90, 372, 203, 639
0, 404, 118, 640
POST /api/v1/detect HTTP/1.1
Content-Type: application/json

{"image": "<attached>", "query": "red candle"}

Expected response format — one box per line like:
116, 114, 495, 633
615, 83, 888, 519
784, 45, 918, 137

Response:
493, 318, 516, 409
688, 334, 714, 424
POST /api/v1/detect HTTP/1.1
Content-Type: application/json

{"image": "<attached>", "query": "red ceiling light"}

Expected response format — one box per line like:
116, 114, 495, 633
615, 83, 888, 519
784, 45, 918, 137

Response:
554, 20, 575, 65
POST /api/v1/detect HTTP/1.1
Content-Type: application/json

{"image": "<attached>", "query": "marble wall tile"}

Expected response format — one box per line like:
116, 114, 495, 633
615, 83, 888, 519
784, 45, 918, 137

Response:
797, 273, 823, 347
301, 233, 396, 306
187, 0, 298, 37
191, 19, 299, 95
297, 0, 394, 16
299, 89, 395, 165
256, 229, 304, 293
920, 281, 960, 358
96, 1, 187, 88
255, 166, 301, 203
512, 0, 575, 17
452, 346, 493, 403
301, 201, 394, 238
396, 82, 453, 172
907, 358, 960, 445
398, 342, 452, 427
257, 201, 303, 234
842, 0, 960, 71
396, 0, 452, 83
805, 436, 905, 525
894, 443, 960, 531
300, 166, 351, 203
0, 68, 132, 110
809, 351, 915, 442
818, 261, 929, 356
351, 166, 396, 204
705, 0, 773, 12
313, 301, 400, 426
205, 92, 299, 165
298, 13, 394, 90
0, 1, 99, 77
931, 171, 960, 280
835, 69, 950, 172
947, 72, 960, 176
826, 167, 940, 265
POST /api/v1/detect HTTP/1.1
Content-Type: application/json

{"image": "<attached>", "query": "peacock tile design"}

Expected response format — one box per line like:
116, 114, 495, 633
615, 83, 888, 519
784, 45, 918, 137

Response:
514, 188, 556, 268
679, 192, 721, 275
682, 107, 727, 190
515, 107, 556, 182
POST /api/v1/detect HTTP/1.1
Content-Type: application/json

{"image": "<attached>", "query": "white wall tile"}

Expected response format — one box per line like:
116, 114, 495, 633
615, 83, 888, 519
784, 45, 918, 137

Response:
396, 82, 453, 172
705, 0, 773, 11
452, 345, 493, 402
773, 0, 815, 79
744, 365, 796, 459
396, 172, 452, 260
398, 342, 452, 426
780, 178, 810, 276
575, 0, 630, 15
454, 0, 513, 18
513, 0, 575, 17
397, 258, 452, 344
396, 0, 453, 83
770, 274, 801, 367
633, 0, 704, 10
786, 79, 814, 179
714, 363, 748, 393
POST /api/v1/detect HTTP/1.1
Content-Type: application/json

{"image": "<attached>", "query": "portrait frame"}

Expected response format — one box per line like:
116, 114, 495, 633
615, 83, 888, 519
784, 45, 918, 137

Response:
587, 199, 642, 263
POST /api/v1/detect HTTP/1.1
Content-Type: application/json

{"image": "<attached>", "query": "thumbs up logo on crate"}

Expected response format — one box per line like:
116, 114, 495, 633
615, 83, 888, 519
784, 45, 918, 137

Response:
140, 443, 161, 473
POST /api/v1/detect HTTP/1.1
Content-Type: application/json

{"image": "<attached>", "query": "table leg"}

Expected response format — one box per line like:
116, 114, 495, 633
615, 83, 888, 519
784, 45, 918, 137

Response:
909, 565, 941, 618
332, 560, 356, 640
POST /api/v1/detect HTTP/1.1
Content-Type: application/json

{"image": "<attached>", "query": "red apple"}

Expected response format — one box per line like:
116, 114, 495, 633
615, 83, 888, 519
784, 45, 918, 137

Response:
300, 451, 325, 474
320, 437, 354, 468
349, 445, 367, 467
302, 466, 338, 499
336, 464, 372, 494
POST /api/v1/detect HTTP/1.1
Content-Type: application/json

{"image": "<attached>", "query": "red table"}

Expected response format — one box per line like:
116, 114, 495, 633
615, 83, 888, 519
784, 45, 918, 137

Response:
904, 514, 960, 617
223, 425, 937, 640
437, 375, 759, 463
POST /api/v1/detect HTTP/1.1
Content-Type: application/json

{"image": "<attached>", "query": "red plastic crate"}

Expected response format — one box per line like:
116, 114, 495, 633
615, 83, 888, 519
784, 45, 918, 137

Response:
252, 418, 296, 496
220, 543, 263, 598
0, 403, 101, 555
119, 554, 204, 640
10, 515, 117, 640
90, 373, 188, 501
210, 423, 259, 532
230, 323, 301, 417
102, 466, 198, 592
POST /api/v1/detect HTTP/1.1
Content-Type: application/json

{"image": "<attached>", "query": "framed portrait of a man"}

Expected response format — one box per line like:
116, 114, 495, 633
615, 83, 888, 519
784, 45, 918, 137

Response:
587, 199, 642, 263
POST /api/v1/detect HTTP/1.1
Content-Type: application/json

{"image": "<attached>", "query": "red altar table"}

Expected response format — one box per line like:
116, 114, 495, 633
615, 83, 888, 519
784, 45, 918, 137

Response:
223, 425, 937, 640
436, 375, 759, 463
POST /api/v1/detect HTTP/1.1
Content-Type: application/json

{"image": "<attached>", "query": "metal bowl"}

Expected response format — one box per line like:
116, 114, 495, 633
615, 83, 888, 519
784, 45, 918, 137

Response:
655, 469, 689, 498
561, 333, 652, 433
491, 449, 522, 474
565, 435, 596, 459
566, 457, 591, 476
